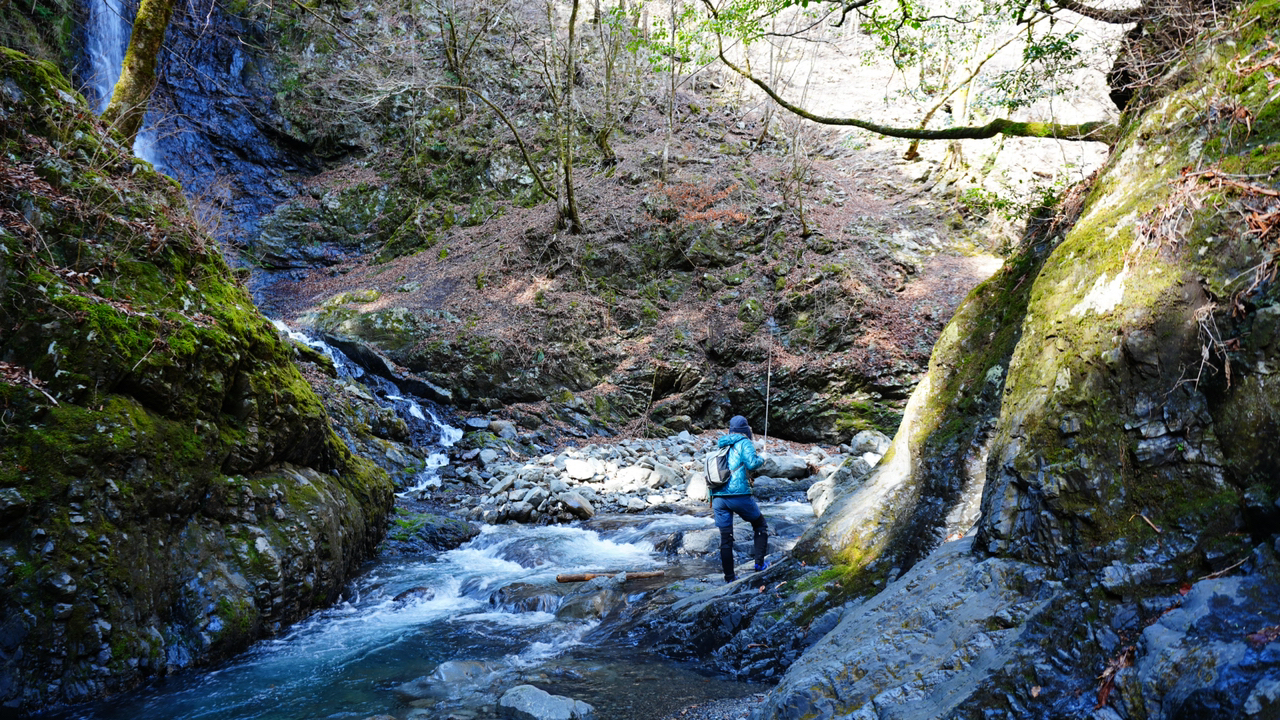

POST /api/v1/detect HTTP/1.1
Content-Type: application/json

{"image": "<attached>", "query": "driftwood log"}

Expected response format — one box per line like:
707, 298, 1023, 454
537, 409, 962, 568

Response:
555, 570, 665, 583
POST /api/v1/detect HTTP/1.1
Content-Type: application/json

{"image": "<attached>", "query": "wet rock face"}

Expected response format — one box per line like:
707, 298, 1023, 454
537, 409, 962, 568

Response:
0, 52, 392, 714
142, 1, 324, 244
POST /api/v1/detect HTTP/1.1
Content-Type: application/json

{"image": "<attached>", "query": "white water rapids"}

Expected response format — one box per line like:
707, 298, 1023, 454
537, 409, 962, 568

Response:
54, 516, 763, 720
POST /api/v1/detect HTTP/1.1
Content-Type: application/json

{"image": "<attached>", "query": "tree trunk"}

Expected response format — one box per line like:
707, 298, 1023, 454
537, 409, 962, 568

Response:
101, 0, 176, 146
559, 0, 583, 233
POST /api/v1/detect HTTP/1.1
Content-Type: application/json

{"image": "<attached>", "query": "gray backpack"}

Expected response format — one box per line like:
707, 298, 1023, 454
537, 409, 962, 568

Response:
704, 444, 733, 492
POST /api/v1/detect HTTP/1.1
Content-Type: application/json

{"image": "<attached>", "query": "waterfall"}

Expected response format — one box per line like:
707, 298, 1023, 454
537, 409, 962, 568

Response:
83, 0, 162, 167
85, 0, 126, 114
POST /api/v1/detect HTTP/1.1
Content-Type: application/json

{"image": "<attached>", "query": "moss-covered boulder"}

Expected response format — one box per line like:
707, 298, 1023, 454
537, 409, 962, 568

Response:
0, 49, 393, 714
252, 181, 415, 268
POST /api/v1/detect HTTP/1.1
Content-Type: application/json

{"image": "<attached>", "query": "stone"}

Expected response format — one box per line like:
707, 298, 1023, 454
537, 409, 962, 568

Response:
558, 492, 594, 520
490, 420, 518, 439
607, 466, 654, 492
680, 528, 719, 555
847, 456, 875, 478
757, 455, 811, 479
0, 488, 28, 519
849, 429, 891, 455
649, 462, 682, 488
394, 660, 496, 701
478, 449, 501, 468
564, 458, 596, 481
46, 572, 76, 598
1099, 562, 1168, 593
498, 684, 594, 720
1245, 675, 1280, 716
525, 487, 549, 509
385, 445, 415, 467
807, 479, 837, 517
508, 501, 534, 522
685, 473, 709, 503
620, 497, 648, 512
751, 477, 794, 497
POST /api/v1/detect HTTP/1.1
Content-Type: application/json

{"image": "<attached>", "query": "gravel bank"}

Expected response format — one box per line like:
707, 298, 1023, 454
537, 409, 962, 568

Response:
661, 693, 772, 720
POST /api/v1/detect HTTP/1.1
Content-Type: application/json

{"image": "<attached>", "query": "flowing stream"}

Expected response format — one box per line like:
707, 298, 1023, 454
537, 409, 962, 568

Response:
51, 518, 760, 720
38, 328, 779, 719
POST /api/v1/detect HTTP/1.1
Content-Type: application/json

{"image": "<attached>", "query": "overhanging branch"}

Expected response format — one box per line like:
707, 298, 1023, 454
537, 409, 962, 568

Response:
718, 49, 1119, 144
1050, 0, 1148, 24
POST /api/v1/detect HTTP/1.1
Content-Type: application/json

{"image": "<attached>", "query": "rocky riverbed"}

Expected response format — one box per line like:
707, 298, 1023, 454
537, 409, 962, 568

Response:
420, 427, 890, 528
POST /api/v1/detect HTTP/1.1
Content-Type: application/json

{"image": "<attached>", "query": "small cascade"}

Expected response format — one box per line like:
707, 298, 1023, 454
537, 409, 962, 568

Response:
82, 0, 163, 166
271, 320, 462, 493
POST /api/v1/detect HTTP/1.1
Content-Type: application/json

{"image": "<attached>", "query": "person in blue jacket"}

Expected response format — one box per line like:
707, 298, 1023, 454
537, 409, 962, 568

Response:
712, 415, 769, 582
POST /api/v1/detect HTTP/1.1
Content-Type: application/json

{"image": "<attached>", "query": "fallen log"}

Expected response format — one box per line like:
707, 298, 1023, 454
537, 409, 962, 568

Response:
555, 570, 665, 583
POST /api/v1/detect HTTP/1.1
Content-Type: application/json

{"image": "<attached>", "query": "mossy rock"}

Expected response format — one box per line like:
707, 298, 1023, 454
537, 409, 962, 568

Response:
0, 50, 393, 714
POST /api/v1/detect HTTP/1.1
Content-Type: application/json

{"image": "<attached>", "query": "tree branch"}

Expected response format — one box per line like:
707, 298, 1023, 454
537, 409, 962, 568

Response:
1050, 0, 1147, 24
717, 46, 1119, 144
435, 84, 559, 202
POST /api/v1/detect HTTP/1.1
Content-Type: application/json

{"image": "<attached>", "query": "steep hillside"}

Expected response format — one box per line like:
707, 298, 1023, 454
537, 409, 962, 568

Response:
0, 50, 394, 714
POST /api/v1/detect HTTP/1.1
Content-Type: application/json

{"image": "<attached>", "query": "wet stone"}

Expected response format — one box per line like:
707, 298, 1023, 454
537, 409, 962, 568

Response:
498, 684, 594, 720
0, 488, 27, 519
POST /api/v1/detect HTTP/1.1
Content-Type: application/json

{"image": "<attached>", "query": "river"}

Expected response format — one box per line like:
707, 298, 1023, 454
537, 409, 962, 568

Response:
37, 328, 802, 719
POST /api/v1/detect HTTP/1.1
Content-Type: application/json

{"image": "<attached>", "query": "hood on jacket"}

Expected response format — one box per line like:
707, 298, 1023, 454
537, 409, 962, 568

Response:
718, 433, 749, 447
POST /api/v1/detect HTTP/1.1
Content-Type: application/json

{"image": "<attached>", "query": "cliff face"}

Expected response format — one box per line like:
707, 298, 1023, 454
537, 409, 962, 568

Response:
714, 0, 1280, 716
0, 50, 393, 714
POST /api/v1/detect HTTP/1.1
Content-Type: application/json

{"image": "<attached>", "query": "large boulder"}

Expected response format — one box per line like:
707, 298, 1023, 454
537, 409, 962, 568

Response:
564, 458, 597, 481
381, 512, 480, 554
558, 491, 595, 520
758, 455, 811, 480
606, 465, 654, 492
394, 660, 498, 701
848, 429, 891, 456
498, 685, 595, 720
693, 4, 1280, 717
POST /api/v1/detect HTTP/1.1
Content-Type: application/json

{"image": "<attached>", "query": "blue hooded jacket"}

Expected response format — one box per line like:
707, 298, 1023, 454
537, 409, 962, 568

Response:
711, 433, 762, 497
